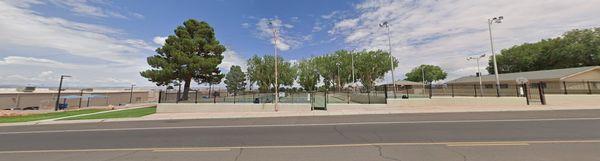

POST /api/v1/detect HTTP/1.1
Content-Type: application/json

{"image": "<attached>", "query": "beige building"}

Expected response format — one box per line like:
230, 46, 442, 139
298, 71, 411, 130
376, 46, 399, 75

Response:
445, 66, 600, 96
378, 80, 425, 95
0, 88, 150, 110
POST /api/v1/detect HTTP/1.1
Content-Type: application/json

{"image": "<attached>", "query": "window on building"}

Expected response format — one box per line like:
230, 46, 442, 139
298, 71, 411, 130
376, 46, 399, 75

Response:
500, 84, 509, 89
484, 84, 494, 89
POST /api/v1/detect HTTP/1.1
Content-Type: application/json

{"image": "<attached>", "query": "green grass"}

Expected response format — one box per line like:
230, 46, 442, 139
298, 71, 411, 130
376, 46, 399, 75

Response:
0, 109, 107, 123
62, 106, 156, 120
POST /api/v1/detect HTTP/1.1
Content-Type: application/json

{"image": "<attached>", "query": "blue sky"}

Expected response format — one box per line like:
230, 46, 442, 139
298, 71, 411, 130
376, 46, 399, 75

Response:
1, 0, 599, 87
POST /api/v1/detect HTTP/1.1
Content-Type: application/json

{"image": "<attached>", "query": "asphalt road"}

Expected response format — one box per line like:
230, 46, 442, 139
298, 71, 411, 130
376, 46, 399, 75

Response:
1, 109, 600, 161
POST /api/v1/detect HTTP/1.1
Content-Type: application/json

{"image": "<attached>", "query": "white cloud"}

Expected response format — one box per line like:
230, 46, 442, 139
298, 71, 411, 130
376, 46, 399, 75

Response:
332, 0, 600, 82
0, 1, 154, 87
321, 11, 339, 19
152, 36, 167, 46
0, 56, 78, 69
241, 22, 250, 28
334, 18, 359, 30
255, 18, 302, 51
219, 50, 247, 71
46, 0, 142, 19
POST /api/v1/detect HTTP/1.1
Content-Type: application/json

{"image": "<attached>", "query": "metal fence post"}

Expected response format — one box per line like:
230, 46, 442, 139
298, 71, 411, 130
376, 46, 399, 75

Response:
563, 81, 568, 95
473, 84, 477, 97
451, 84, 455, 97
368, 92, 371, 104
158, 90, 162, 103
347, 90, 350, 104
405, 86, 410, 99
524, 83, 530, 105
428, 84, 432, 99
384, 85, 388, 99
195, 90, 198, 103
587, 81, 592, 95
539, 82, 546, 105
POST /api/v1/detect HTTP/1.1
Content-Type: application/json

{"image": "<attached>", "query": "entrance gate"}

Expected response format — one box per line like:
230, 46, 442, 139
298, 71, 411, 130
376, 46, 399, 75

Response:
524, 82, 546, 105
310, 91, 327, 110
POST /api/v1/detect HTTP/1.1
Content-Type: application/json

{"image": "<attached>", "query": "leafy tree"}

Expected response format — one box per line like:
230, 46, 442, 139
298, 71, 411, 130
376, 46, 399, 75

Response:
141, 19, 225, 100
246, 55, 297, 92
488, 28, 600, 74
224, 65, 246, 95
297, 59, 319, 91
354, 50, 398, 91
404, 64, 447, 83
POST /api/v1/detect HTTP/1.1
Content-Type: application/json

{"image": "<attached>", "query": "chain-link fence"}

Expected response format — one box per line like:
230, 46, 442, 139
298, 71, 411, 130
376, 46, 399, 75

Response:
415, 80, 600, 98
158, 86, 389, 104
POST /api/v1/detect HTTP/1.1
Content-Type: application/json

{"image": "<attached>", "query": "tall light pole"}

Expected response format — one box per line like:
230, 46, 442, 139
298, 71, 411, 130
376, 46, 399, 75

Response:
54, 75, 71, 111
129, 84, 136, 103
336, 62, 341, 92
488, 16, 503, 97
379, 21, 397, 98
269, 20, 279, 112
467, 54, 486, 96
421, 66, 426, 90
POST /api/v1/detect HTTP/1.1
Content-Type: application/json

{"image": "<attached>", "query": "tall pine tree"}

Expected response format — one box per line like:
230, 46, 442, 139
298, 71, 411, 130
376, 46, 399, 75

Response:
141, 19, 225, 100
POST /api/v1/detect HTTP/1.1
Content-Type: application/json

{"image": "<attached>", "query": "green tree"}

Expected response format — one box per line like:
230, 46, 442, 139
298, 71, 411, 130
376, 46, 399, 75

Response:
141, 19, 225, 100
404, 64, 447, 83
246, 55, 297, 92
354, 50, 398, 91
297, 59, 319, 91
488, 27, 600, 74
224, 65, 246, 94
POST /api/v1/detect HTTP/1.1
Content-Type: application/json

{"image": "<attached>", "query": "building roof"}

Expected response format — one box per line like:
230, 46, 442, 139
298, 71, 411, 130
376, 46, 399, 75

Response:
379, 80, 423, 86
447, 66, 600, 84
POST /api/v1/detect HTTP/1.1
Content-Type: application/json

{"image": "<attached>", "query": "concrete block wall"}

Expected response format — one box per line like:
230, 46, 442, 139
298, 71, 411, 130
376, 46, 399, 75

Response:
387, 97, 527, 107
157, 103, 311, 113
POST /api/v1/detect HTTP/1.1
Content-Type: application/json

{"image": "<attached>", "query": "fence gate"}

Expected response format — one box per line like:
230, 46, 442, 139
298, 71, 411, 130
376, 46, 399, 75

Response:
310, 91, 327, 110
525, 82, 546, 105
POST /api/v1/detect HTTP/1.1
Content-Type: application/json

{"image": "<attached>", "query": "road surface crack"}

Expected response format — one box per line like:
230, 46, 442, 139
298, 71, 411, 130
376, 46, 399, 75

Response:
233, 148, 244, 161
333, 125, 352, 141
442, 145, 468, 161
103, 150, 139, 161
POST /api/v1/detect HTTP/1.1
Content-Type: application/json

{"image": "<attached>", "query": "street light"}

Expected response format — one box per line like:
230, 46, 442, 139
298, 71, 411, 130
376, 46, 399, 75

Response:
467, 54, 486, 97
488, 16, 503, 97
379, 21, 397, 98
54, 75, 71, 111
268, 20, 280, 112
129, 84, 136, 103
336, 62, 341, 92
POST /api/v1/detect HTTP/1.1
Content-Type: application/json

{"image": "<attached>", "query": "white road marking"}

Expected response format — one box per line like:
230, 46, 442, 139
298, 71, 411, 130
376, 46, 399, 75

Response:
1, 140, 600, 154
1, 117, 600, 135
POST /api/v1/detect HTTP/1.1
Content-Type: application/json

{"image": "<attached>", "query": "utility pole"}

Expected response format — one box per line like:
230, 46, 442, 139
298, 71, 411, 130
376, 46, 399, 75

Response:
379, 21, 397, 98
269, 20, 279, 112
488, 16, 504, 97
54, 75, 71, 111
129, 84, 136, 103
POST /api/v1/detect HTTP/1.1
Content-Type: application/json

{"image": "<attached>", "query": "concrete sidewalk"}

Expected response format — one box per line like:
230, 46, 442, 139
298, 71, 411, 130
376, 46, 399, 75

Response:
1, 104, 595, 126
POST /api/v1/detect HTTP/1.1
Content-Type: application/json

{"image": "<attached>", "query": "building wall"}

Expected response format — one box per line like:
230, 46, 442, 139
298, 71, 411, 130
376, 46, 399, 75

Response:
563, 68, 600, 81
0, 91, 149, 110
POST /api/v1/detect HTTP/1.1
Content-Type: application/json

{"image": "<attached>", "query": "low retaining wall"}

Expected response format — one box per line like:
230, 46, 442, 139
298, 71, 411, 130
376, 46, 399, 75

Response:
387, 97, 527, 107
545, 94, 600, 106
157, 103, 311, 113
